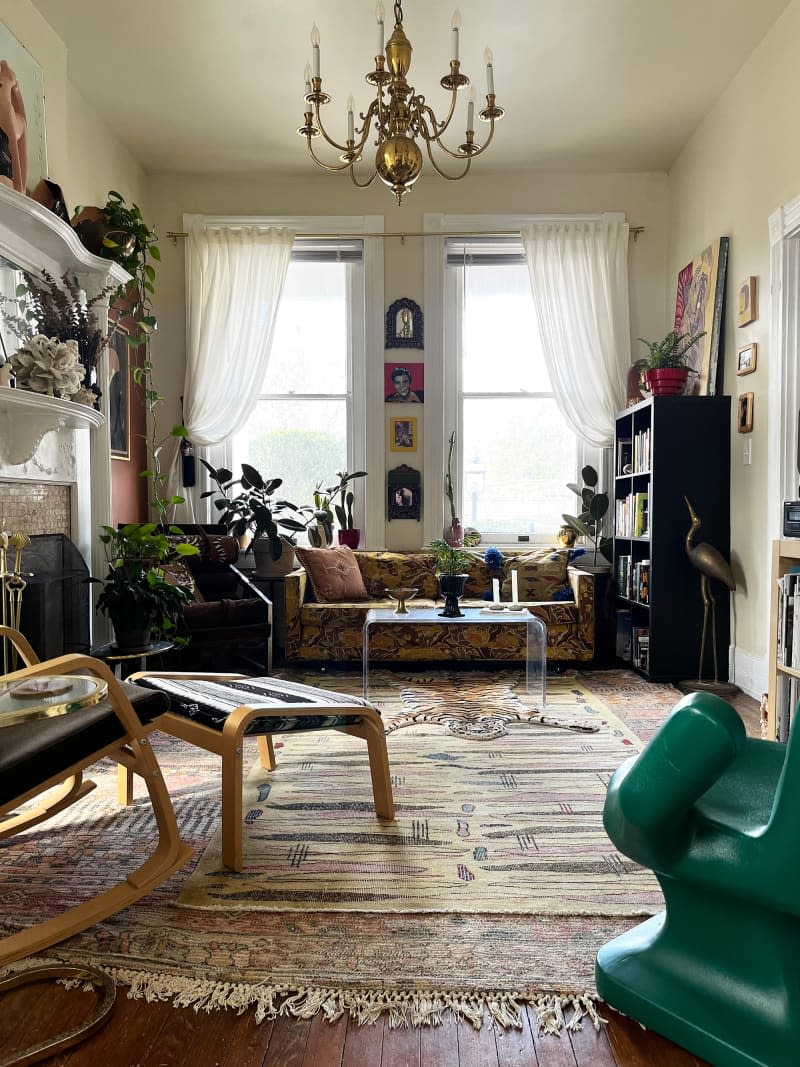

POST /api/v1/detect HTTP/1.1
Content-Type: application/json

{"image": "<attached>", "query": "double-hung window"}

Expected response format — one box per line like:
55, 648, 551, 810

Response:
445, 236, 578, 545
229, 238, 365, 531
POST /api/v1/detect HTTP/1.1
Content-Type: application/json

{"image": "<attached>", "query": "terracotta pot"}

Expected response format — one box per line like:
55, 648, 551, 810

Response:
643, 367, 689, 397
337, 528, 360, 549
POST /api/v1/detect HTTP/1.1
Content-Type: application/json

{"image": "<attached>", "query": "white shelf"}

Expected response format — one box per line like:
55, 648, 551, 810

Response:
0, 386, 104, 465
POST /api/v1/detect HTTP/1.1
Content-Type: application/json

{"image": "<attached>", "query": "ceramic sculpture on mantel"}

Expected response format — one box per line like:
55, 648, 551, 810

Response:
0, 59, 27, 193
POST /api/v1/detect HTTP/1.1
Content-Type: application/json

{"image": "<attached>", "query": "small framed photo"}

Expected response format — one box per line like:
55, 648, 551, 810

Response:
387, 463, 421, 520
737, 276, 757, 327
736, 342, 757, 376
385, 297, 423, 349
390, 416, 417, 452
737, 391, 754, 434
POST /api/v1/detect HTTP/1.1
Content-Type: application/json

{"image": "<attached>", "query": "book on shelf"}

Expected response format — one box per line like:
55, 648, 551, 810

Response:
633, 626, 650, 672
633, 559, 650, 604
616, 554, 631, 597
615, 609, 632, 661
776, 570, 800, 667
633, 492, 649, 537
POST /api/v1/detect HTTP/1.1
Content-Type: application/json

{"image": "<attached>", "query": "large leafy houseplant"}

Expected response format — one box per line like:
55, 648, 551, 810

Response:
200, 460, 303, 560
562, 465, 612, 567
95, 523, 198, 648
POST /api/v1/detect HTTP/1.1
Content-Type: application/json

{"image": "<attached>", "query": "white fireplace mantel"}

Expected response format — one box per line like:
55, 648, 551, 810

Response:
0, 184, 131, 602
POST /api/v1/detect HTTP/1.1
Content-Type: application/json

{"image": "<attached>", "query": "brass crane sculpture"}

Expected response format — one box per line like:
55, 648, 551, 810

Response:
684, 496, 736, 687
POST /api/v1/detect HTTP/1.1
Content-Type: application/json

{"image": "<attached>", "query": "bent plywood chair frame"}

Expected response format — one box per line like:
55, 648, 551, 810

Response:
0, 629, 192, 968
124, 670, 395, 872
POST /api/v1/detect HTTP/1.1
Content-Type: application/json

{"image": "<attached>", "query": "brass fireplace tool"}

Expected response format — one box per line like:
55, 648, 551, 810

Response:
1, 529, 31, 673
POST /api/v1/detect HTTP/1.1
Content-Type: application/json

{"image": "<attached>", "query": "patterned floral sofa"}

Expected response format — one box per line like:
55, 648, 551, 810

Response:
283, 548, 595, 664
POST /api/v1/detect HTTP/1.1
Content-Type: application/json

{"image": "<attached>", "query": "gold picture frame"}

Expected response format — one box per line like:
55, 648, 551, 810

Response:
736, 342, 757, 376
390, 416, 417, 452
737, 392, 754, 434
737, 276, 757, 327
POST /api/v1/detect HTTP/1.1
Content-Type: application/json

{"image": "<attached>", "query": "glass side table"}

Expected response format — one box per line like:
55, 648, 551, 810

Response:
362, 607, 547, 707
0, 674, 108, 728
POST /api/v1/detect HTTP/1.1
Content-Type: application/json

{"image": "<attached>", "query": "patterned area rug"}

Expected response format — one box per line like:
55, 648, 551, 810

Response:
0, 668, 680, 1032
179, 672, 661, 916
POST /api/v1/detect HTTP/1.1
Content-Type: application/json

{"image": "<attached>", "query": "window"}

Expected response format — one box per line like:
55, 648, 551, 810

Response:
229, 238, 365, 528
446, 237, 578, 544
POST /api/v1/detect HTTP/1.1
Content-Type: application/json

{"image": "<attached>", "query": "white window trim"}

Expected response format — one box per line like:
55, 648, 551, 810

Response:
424, 212, 617, 546
184, 213, 384, 544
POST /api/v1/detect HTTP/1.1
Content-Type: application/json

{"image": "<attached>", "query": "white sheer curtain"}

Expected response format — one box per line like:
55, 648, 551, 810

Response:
521, 219, 631, 449
167, 221, 296, 511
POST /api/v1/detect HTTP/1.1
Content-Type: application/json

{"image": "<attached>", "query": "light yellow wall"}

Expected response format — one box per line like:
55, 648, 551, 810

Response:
148, 167, 670, 546
1, 0, 147, 218
668, 0, 800, 673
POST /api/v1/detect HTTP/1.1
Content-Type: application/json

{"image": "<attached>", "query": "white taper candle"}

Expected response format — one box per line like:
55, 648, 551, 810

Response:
451, 10, 461, 61
511, 569, 519, 604
311, 24, 320, 78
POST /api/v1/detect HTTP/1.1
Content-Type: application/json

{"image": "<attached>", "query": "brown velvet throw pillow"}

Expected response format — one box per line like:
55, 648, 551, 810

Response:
295, 545, 369, 603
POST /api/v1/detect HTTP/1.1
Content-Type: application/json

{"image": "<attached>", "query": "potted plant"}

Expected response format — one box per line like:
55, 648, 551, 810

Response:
94, 523, 198, 651
443, 430, 464, 546
638, 330, 706, 397
428, 537, 476, 618
200, 460, 302, 577
330, 469, 368, 548
562, 465, 613, 570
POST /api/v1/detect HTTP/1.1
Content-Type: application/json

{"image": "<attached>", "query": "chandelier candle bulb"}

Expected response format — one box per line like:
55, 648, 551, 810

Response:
484, 47, 494, 95
467, 87, 475, 132
376, 2, 384, 55
451, 10, 461, 61
347, 95, 355, 141
511, 568, 519, 605
311, 23, 320, 78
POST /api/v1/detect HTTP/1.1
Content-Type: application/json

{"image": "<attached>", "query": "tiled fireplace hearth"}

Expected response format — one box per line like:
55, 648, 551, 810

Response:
0, 481, 71, 537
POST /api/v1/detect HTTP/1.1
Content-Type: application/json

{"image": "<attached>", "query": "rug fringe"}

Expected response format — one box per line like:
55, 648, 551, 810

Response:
35, 962, 602, 1033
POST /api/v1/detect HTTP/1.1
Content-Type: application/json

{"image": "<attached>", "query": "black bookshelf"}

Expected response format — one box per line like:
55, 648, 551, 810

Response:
613, 395, 731, 682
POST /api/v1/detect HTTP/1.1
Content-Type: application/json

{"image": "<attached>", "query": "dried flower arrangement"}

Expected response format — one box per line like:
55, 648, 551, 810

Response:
0, 269, 118, 404
10, 335, 84, 399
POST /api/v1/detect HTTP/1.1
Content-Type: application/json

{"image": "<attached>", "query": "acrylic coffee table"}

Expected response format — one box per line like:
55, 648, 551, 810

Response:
362, 606, 547, 707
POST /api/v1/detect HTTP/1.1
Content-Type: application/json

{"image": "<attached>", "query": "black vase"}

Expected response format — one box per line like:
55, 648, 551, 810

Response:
438, 573, 467, 618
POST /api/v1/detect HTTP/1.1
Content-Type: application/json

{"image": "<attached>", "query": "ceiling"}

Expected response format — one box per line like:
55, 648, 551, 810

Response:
30, 0, 791, 176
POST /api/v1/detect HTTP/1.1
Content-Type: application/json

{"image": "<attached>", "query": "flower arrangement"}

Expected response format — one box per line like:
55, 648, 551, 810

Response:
10, 335, 83, 398
484, 546, 504, 572
0, 269, 117, 403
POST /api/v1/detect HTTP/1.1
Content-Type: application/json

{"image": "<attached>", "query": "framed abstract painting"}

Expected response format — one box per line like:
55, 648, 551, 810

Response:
673, 237, 729, 397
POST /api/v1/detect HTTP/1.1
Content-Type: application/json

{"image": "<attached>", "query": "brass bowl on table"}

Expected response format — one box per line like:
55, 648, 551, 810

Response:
386, 587, 418, 615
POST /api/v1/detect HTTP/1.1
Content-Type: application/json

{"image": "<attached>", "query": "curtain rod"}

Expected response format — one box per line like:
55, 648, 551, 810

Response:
166, 225, 645, 243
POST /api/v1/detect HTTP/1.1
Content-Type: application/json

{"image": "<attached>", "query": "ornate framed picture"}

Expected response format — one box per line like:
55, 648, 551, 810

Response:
737, 392, 754, 434
737, 276, 757, 327
736, 342, 757, 376
385, 298, 423, 349
109, 325, 131, 460
387, 464, 421, 520
390, 416, 417, 452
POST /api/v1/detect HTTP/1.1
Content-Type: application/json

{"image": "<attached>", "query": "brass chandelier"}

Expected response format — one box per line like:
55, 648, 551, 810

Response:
298, 1, 504, 205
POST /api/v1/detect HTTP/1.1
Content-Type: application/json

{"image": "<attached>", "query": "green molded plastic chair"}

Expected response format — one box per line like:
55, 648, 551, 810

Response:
596, 690, 799, 1067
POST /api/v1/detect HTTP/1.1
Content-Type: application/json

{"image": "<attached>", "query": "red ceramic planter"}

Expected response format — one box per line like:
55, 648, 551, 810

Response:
643, 368, 689, 397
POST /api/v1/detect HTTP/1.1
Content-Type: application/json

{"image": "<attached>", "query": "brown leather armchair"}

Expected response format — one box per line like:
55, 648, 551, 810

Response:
164, 529, 271, 673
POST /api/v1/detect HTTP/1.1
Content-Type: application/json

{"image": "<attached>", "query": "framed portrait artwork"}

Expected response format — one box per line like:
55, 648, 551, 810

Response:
109, 326, 131, 460
673, 236, 729, 396
737, 276, 757, 327
737, 392, 754, 434
736, 342, 757, 376
387, 464, 421, 520
385, 361, 424, 403
390, 416, 417, 452
385, 297, 423, 349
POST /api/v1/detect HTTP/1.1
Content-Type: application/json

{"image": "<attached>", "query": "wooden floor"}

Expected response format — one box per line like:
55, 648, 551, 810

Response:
2, 687, 761, 1067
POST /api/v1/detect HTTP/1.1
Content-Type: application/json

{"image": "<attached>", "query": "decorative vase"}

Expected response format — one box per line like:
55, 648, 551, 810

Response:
557, 524, 577, 548
337, 528, 360, 549
444, 520, 464, 547
438, 573, 467, 618
643, 368, 689, 397
252, 537, 296, 578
